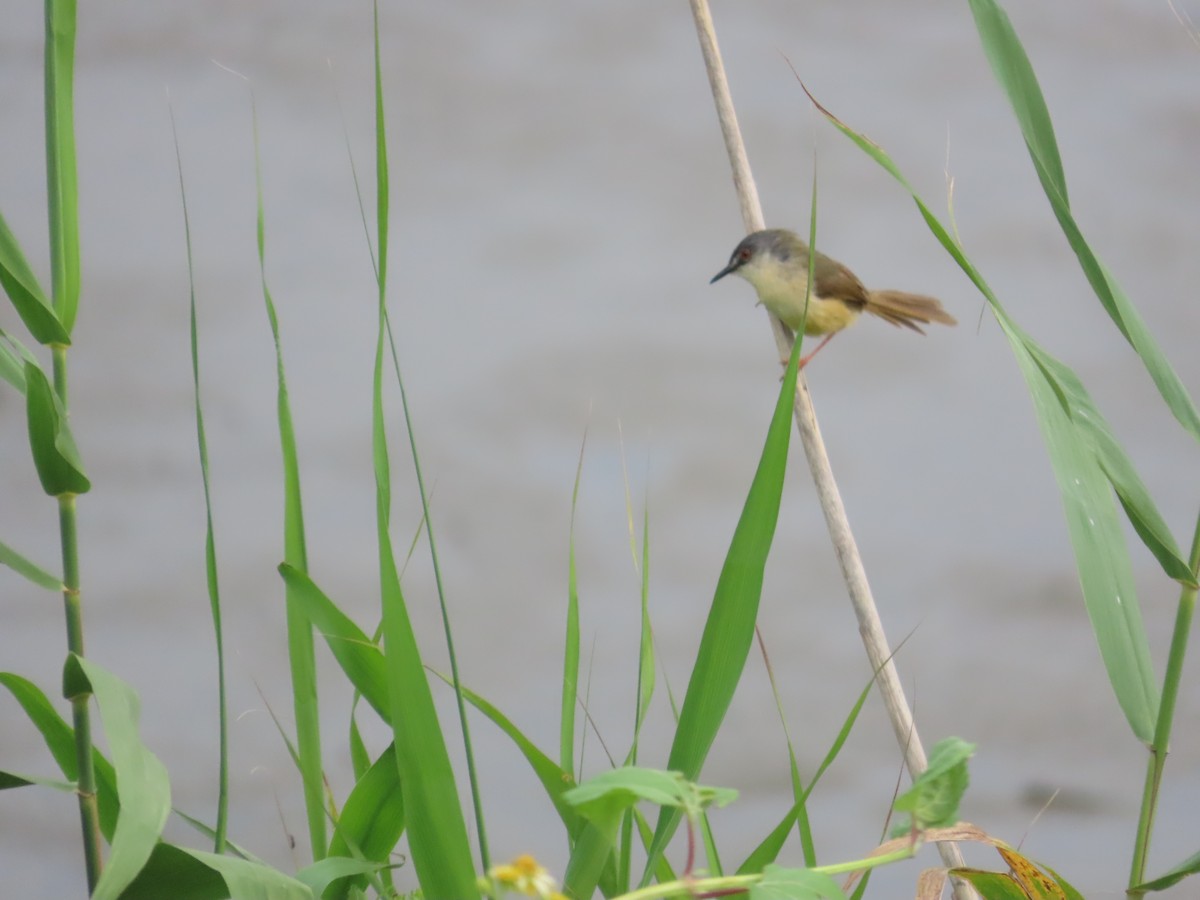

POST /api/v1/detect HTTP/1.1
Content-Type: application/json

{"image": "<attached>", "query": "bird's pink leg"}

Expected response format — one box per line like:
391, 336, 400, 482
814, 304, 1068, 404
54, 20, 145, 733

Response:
798, 333, 836, 368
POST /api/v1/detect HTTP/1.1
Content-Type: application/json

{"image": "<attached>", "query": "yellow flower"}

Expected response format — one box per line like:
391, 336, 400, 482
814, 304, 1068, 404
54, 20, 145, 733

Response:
485, 854, 565, 900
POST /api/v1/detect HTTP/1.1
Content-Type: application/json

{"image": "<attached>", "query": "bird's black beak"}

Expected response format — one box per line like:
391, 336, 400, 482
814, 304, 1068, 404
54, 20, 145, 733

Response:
710, 260, 738, 284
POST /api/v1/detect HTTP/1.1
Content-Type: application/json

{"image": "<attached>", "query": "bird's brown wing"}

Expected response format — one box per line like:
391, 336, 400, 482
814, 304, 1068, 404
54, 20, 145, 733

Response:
811, 253, 870, 311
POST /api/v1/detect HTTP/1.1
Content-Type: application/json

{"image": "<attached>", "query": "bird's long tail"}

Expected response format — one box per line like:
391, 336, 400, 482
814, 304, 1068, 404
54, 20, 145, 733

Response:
864, 290, 957, 334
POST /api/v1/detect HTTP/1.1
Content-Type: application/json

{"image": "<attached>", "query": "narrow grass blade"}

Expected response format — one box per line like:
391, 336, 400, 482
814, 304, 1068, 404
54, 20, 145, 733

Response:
631, 498, 656, 758
62, 656, 171, 900
795, 82, 1160, 742
967, 0, 1200, 444
171, 99, 231, 853
0, 539, 63, 590
561, 435, 586, 777
24, 360, 89, 495
249, 97, 325, 859
44, 0, 81, 334
0, 213, 67, 344
0, 672, 118, 837
639, 336, 802, 884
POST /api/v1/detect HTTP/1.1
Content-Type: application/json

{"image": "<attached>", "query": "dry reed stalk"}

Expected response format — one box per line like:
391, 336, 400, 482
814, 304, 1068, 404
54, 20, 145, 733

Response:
687, 0, 974, 892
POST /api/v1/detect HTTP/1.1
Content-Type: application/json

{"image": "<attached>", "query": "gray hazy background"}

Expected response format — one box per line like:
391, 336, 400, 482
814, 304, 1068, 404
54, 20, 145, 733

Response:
2, 1, 1199, 896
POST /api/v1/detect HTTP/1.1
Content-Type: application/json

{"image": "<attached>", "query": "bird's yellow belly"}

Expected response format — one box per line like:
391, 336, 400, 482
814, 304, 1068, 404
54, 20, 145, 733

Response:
756, 279, 861, 335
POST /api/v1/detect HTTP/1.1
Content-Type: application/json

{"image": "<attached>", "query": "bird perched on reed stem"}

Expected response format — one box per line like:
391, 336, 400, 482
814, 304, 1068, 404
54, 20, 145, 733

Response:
711, 228, 956, 367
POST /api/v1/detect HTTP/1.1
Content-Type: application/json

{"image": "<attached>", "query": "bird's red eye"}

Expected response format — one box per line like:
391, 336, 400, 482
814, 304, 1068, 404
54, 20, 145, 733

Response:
739, 247, 751, 261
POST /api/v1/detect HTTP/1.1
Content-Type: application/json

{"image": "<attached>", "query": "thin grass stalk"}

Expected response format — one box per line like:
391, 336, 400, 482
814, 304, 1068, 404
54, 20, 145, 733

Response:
44, 0, 102, 887
1127, 508, 1200, 895
686, 0, 972, 890
59, 488, 103, 890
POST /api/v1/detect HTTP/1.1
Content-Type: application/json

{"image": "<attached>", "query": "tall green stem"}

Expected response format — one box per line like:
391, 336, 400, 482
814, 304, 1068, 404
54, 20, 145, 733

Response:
54, 349, 102, 892
1127, 509, 1200, 896
45, 0, 100, 888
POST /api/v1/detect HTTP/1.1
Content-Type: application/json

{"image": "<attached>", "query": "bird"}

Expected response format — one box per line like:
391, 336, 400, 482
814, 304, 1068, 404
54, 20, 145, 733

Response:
710, 228, 955, 367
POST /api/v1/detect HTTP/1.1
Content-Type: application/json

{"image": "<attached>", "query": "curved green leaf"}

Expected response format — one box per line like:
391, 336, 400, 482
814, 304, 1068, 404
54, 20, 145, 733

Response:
278, 564, 389, 723
0, 672, 118, 837
892, 737, 974, 832
967, 0, 1200, 444
300, 856, 386, 899
798, 82, 1160, 742
118, 843, 227, 900
122, 841, 313, 900
753, 865, 845, 900
24, 361, 89, 495
1133, 846, 1200, 892
0, 212, 69, 345
952, 870, 1029, 900
63, 655, 170, 900
1026, 349, 1193, 586
326, 744, 405, 900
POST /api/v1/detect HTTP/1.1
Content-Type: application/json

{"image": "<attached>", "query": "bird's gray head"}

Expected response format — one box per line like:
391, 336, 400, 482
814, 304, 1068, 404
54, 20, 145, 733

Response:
710, 229, 802, 284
